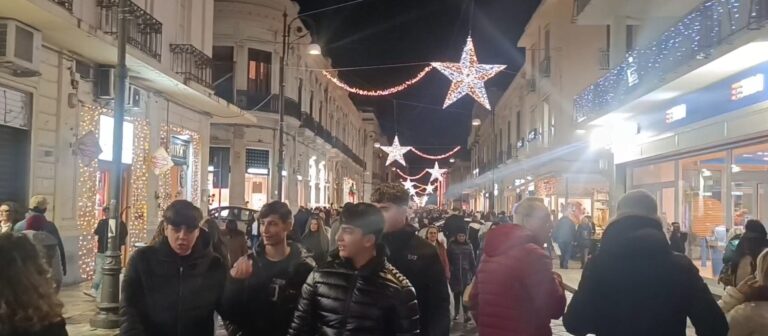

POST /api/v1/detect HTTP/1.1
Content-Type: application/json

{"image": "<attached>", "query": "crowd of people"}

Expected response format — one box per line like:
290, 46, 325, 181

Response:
2, 185, 768, 335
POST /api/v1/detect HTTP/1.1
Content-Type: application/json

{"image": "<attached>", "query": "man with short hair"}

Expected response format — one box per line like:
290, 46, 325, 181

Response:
15, 195, 66, 276
288, 203, 420, 335
470, 197, 566, 336
87, 206, 128, 298
443, 207, 467, 242
373, 183, 450, 336
121, 200, 229, 336
221, 201, 315, 336
553, 201, 583, 269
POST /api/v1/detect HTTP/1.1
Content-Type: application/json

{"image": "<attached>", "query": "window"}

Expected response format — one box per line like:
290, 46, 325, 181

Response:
212, 46, 234, 104
507, 120, 512, 148
516, 110, 522, 142
298, 78, 303, 111
544, 28, 551, 59
626, 25, 637, 51
310, 91, 314, 118
247, 49, 271, 105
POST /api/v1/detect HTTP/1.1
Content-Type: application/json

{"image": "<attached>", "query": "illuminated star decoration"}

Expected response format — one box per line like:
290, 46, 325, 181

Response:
380, 136, 412, 166
432, 36, 507, 109
424, 183, 436, 194
426, 162, 447, 182
402, 179, 417, 194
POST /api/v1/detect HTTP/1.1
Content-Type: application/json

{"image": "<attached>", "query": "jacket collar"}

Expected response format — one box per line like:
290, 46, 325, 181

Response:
382, 225, 417, 250
328, 244, 388, 276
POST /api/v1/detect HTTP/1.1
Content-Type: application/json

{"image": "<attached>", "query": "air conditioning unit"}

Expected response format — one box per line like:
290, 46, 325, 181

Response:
126, 85, 144, 109
0, 19, 42, 78
75, 60, 94, 81
94, 67, 115, 99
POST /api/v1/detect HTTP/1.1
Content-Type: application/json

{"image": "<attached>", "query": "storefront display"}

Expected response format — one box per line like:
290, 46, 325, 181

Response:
159, 125, 201, 210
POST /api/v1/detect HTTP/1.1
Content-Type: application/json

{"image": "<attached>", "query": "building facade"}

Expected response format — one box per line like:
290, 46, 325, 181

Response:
574, 0, 768, 279
0, 0, 243, 284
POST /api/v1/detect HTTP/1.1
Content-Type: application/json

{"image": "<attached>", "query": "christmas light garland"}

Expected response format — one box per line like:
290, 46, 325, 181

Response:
322, 65, 434, 96
395, 168, 428, 180
410, 146, 461, 160
159, 125, 201, 210
76, 104, 102, 280
128, 117, 150, 255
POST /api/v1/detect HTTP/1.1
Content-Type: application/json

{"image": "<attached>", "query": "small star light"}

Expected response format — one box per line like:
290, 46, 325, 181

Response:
425, 183, 436, 194
402, 179, 416, 192
380, 136, 412, 166
426, 162, 447, 182
432, 36, 506, 109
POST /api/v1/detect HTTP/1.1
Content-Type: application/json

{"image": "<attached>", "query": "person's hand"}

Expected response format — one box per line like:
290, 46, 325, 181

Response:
736, 275, 760, 298
230, 255, 253, 279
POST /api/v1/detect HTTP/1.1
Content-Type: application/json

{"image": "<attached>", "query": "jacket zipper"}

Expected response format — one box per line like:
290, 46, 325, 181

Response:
177, 265, 184, 336
339, 271, 359, 333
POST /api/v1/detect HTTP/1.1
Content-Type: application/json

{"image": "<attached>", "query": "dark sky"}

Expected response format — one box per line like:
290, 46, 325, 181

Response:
296, 0, 541, 170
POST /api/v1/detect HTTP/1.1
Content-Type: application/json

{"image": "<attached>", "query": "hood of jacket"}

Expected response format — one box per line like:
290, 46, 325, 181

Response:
22, 230, 57, 246
482, 224, 538, 258
599, 215, 670, 258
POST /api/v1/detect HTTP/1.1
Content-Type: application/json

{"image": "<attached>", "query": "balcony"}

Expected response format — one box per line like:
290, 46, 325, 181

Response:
574, 0, 764, 123
97, 0, 163, 62
298, 113, 366, 169
170, 44, 213, 89
49, 0, 72, 12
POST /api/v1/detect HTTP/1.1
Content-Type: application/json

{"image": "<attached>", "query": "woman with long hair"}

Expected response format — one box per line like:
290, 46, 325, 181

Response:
726, 220, 768, 286
301, 215, 330, 265
201, 218, 230, 267
425, 225, 450, 280
0, 233, 68, 335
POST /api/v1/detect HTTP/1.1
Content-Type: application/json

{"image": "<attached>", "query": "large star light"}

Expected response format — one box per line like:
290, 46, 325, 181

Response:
432, 37, 506, 109
427, 162, 447, 182
380, 136, 412, 166
425, 183, 436, 194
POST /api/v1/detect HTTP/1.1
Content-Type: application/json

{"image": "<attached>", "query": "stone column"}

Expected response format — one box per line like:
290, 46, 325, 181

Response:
229, 126, 246, 206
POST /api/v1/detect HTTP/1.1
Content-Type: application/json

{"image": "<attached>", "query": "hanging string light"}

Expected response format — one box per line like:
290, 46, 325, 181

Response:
322, 65, 434, 96
128, 116, 150, 255
410, 146, 461, 160
395, 168, 428, 180
77, 104, 102, 280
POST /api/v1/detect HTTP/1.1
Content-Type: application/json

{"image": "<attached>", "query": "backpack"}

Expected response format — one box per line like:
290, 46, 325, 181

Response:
718, 237, 741, 287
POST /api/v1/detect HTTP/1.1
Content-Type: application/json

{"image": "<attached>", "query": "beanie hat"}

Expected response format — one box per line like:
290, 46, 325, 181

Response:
341, 203, 384, 240
29, 195, 49, 210
615, 190, 659, 220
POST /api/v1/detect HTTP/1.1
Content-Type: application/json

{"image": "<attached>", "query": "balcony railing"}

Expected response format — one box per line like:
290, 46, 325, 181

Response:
574, 0, 765, 123
599, 48, 610, 70
50, 0, 73, 12
170, 44, 213, 89
98, 0, 163, 62
298, 112, 366, 169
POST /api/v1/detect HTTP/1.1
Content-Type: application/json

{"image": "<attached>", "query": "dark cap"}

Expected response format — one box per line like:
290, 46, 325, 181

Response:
341, 203, 384, 241
163, 200, 203, 229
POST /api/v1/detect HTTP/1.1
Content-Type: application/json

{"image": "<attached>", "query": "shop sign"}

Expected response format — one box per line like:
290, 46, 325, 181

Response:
527, 128, 539, 142
731, 74, 764, 101
170, 136, 190, 166
664, 104, 687, 123
626, 57, 639, 87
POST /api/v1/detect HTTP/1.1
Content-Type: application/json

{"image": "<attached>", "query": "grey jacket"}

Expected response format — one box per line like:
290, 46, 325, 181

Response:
23, 230, 64, 292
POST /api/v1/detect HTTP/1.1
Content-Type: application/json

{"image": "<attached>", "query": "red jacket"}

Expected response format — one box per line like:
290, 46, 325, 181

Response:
470, 224, 565, 336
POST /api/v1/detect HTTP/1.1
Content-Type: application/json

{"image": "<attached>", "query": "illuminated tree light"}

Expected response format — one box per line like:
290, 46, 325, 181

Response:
322, 65, 434, 96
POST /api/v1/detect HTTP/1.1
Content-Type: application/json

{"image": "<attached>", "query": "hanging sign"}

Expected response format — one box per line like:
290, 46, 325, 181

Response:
169, 136, 190, 166
75, 131, 102, 164
152, 147, 174, 175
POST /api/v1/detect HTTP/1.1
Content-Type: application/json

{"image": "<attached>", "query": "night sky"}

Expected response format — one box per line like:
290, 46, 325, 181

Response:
296, 0, 541, 171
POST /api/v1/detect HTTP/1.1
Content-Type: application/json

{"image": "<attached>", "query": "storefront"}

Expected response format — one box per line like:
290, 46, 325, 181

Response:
0, 85, 31, 206
617, 61, 768, 279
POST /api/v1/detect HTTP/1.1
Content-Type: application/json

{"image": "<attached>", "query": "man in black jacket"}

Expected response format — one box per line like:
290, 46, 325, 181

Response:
221, 201, 315, 336
564, 190, 728, 336
120, 200, 229, 336
442, 207, 467, 242
373, 183, 450, 336
288, 202, 420, 335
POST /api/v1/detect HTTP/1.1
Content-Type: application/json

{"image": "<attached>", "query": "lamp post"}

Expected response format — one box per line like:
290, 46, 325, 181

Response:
276, 0, 363, 201
90, 0, 128, 328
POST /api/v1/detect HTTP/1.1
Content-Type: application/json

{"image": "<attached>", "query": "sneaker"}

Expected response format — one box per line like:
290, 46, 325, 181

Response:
83, 289, 96, 298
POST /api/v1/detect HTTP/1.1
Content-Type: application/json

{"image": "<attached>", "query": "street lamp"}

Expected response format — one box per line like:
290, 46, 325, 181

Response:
472, 118, 481, 126
277, 0, 363, 202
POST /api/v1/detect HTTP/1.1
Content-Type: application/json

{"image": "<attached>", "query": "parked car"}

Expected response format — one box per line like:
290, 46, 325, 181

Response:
208, 206, 259, 234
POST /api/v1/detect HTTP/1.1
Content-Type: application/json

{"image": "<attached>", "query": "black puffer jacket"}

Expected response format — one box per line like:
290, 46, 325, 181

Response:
287, 246, 420, 336
382, 226, 450, 336
564, 215, 728, 336
120, 230, 228, 336
220, 242, 315, 336
447, 240, 475, 292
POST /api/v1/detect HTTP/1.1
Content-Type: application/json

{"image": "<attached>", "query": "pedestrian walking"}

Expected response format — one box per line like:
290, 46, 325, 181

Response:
373, 183, 451, 336
425, 225, 450, 280
447, 232, 475, 323
14, 195, 66, 278
87, 206, 128, 298
553, 201, 582, 269
0, 201, 20, 234
221, 218, 248, 267
0, 233, 68, 336
120, 200, 230, 336
443, 207, 467, 242
469, 197, 566, 336
220, 201, 315, 336
329, 203, 353, 251
22, 214, 64, 292
468, 216, 483, 257
287, 203, 420, 336
292, 205, 311, 240
564, 190, 728, 336
721, 219, 768, 288
669, 221, 688, 255
302, 215, 330, 265
718, 249, 768, 336
201, 218, 230, 266
576, 215, 594, 269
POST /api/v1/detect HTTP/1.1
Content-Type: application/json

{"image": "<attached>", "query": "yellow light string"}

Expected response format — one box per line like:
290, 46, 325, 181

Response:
410, 146, 461, 160
395, 168, 428, 180
76, 104, 102, 280
322, 65, 434, 96
128, 117, 150, 254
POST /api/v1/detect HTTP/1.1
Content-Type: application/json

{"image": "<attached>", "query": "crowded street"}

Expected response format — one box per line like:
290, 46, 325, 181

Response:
3, 0, 768, 335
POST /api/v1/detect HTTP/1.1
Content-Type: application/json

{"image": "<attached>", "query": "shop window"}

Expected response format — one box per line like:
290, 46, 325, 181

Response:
245, 148, 270, 210
731, 143, 768, 224
632, 161, 675, 185
208, 147, 230, 208
681, 151, 726, 239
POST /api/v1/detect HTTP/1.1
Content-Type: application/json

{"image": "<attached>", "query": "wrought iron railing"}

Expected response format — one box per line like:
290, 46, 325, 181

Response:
298, 112, 366, 169
170, 44, 212, 89
50, 0, 73, 12
574, 0, 766, 123
97, 0, 163, 62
